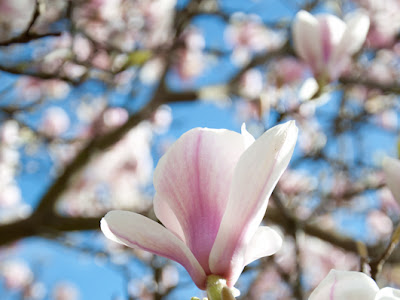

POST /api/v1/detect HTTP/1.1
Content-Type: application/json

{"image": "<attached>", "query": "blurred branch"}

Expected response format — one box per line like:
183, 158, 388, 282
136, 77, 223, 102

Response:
370, 224, 400, 280
229, 41, 292, 87
0, 0, 62, 46
339, 76, 400, 94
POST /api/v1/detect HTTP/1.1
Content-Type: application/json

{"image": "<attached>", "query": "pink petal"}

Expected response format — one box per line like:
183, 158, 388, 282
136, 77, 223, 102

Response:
153, 193, 186, 242
209, 121, 298, 285
329, 12, 369, 79
292, 11, 323, 75
153, 128, 247, 273
375, 287, 400, 299
242, 226, 282, 266
316, 14, 346, 63
382, 156, 400, 203
101, 211, 207, 289
309, 270, 379, 300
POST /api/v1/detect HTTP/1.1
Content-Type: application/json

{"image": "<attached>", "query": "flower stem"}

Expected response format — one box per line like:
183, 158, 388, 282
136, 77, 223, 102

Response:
206, 275, 236, 300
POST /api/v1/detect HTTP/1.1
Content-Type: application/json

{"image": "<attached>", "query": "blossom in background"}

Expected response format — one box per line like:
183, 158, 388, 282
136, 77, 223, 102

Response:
225, 13, 285, 65
0, 260, 33, 290
382, 156, 400, 203
292, 10, 370, 82
52, 281, 80, 300
354, 0, 400, 48
40, 107, 70, 138
101, 121, 298, 298
0, 0, 35, 41
309, 269, 400, 299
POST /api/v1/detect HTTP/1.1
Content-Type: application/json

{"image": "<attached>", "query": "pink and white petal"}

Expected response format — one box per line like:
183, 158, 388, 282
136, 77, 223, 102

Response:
243, 226, 282, 266
153, 193, 186, 242
101, 210, 207, 289
383, 156, 400, 203
375, 287, 400, 300
292, 11, 323, 74
209, 121, 298, 285
153, 128, 247, 272
309, 270, 379, 300
316, 14, 346, 63
224, 226, 282, 287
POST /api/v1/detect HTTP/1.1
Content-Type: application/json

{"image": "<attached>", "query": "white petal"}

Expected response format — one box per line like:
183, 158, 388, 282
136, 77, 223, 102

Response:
243, 226, 282, 266
101, 211, 207, 289
309, 270, 379, 300
299, 77, 319, 101
209, 121, 298, 285
292, 11, 323, 74
241, 123, 255, 149
342, 12, 370, 55
327, 12, 369, 79
382, 156, 400, 203
375, 287, 400, 300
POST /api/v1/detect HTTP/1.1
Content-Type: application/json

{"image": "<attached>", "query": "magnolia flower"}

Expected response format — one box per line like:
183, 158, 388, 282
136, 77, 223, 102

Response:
101, 121, 298, 298
382, 156, 400, 203
292, 10, 370, 81
309, 269, 400, 299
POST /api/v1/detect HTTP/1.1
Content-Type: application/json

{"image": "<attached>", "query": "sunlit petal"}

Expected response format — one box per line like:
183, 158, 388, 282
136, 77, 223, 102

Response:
341, 12, 370, 55
240, 123, 255, 149
293, 11, 323, 73
375, 287, 400, 300
309, 270, 379, 300
209, 121, 298, 285
242, 226, 282, 266
101, 210, 207, 289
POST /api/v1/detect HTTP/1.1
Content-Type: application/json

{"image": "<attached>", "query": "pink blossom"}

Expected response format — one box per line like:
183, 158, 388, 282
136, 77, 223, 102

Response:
40, 107, 70, 137
16, 78, 70, 101
355, 0, 400, 48
239, 69, 264, 100
1, 260, 33, 290
52, 282, 80, 300
367, 210, 393, 240
271, 57, 307, 85
292, 10, 370, 81
373, 110, 398, 130
309, 269, 400, 299
101, 121, 298, 292
0, 121, 19, 145
225, 13, 284, 65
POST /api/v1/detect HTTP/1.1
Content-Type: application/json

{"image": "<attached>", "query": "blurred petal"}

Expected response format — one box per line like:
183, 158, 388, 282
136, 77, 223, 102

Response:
101, 211, 207, 289
292, 11, 322, 73
375, 287, 400, 299
243, 226, 282, 266
299, 77, 319, 101
382, 156, 400, 203
309, 270, 379, 300
328, 12, 369, 79
316, 14, 346, 63
153, 128, 246, 272
210, 121, 298, 285
341, 12, 370, 55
